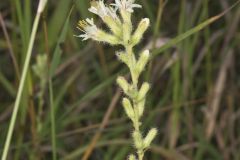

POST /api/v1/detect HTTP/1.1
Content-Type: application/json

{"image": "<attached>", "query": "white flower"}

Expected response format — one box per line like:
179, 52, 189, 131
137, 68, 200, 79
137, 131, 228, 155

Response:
111, 0, 142, 13
75, 18, 121, 45
89, 0, 108, 18
89, 0, 119, 20
107, 6, 119, 20
75, 18, 99, 41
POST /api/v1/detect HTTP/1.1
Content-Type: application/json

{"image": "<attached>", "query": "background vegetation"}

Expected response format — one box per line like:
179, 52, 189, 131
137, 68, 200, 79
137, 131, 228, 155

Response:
0, 0, 240, 159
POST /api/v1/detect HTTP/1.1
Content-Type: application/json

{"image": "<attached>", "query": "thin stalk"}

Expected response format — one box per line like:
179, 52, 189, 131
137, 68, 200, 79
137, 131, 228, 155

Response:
0, 13, 20, 80
1, 1, 47, 159
49, 79, 57, 160
125, 44, 144, 160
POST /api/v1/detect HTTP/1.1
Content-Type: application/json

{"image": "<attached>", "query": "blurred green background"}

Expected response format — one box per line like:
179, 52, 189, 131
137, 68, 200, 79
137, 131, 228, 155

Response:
0, 0, 240, 159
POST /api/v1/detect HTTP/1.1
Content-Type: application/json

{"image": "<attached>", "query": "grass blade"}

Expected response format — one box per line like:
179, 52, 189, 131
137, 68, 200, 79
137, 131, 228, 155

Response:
152, 0, 240, 56
1, 1, 47, 159
47, 6, 74, 160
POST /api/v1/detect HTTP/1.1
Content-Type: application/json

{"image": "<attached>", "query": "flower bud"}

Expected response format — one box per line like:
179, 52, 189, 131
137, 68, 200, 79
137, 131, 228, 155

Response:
138, 82, 150, 101
117, 76, 129, 94
128, 154, 136, 160
131, 18, 150, 46
136, 50, 150, 75
120, 10, 132, 44
98, 30, 121, 45
138, 99, 145, 118
143, 128, 157, 148
132, 131, 143, 149
120, 10, 131, 24
122, 98, 134, 120
122, 22, 132, 44
103, 16, 122, 37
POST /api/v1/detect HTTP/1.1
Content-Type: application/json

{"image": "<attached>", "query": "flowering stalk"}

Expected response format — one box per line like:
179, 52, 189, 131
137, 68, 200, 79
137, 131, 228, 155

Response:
76, 0, 157, 159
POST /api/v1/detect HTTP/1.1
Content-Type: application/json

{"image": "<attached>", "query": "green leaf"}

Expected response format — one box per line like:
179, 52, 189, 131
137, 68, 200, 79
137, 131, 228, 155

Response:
152, 0, 240, 56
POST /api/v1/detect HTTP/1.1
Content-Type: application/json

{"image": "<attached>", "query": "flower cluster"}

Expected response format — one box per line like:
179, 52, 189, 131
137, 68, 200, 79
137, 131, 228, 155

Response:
89, 0, 119, 20
76, 1, 157, 160
111, 0, 142, 13
76, 0, 147, 46
76, 18, 98, 41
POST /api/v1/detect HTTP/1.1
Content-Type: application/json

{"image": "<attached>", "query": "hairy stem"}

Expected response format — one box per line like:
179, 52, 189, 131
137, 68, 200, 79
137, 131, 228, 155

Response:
125, 44, 144, 160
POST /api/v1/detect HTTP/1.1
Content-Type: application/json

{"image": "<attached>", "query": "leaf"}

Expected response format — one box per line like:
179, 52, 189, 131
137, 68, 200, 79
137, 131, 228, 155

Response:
152, 0, 240, 56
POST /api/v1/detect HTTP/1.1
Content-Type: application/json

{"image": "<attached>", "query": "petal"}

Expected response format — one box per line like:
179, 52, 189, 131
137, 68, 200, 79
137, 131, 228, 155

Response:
115, 0, 122, 6
132, 4, 142, 8
88, 7, 98, 14
86, 18, 94, 25
126, 8, 134, 12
